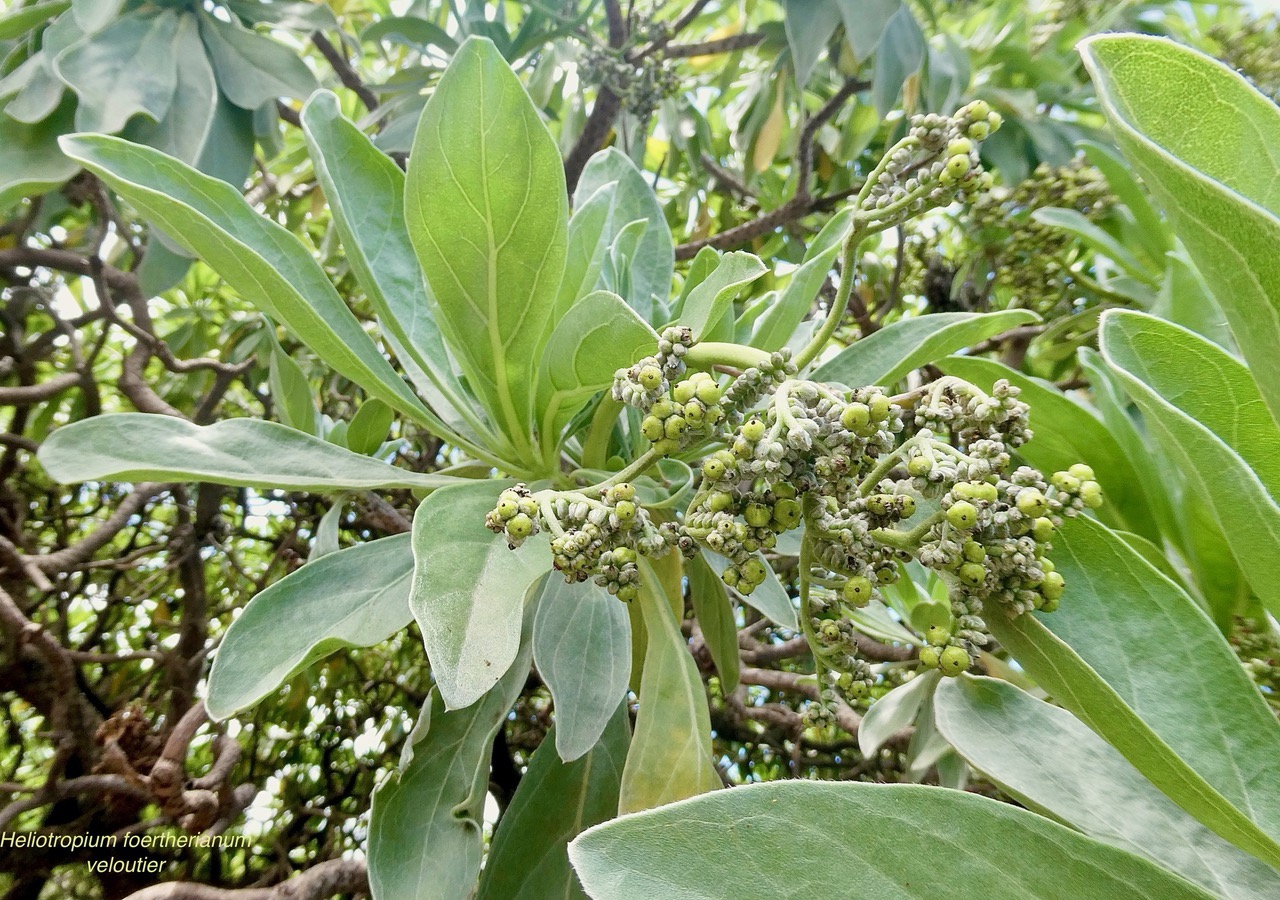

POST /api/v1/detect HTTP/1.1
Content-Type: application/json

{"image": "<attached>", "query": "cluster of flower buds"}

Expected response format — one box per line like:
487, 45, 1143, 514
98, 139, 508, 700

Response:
857, 100, 1002, 232
485, 482, 681, 602
613, 326, 694, 410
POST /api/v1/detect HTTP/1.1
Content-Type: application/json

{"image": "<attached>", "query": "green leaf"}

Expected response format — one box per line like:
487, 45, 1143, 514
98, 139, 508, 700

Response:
537, 290, 658, 445
859, 669, 939, 756
1150, 253, 1234, 351
298, 91, 482, 443
812, 310, 1039, 387
206, 535, 412, 719
1079, 139, 1172, 264
53, 10, 179, 135
361, 15, 459, 54
576, 148, 674, 323
477, 708, 629, 900
58, 134, 434, 428
266, 335, 318, 435
752, 207, 853, 353
687, 554, 739, 693
1100, 310, 1280, 616
619, 561, 720, 814
1031, 206, 1154, 283
1079, 34, 1280, 423
409, 482, 551, 710
872, 4, 925, 117
223, 0, 337, 31
935, 676, 1280, 900
533, 577, 632, 763
990, 514, 1280, 869
702, 550, 798, 631
38, 414, 460, 492
836, 0, 900, 62
782, 0, 841, 89
556, 181, 616, 320
0, 94, 78, 208
369, 603, 534, 900
569, 781, 1217, 900
346, 400, 394, 456
196, 8, 317, 109
405, 37, 567, 453
937, 355, 1159, 540
124, 13, 217, 167
0, 1, 70, 41
71, 0, 121, 34
676, 251, 767, 341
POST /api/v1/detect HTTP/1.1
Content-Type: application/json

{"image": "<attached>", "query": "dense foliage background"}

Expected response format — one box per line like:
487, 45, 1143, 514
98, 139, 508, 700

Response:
2, 1, 1279, 898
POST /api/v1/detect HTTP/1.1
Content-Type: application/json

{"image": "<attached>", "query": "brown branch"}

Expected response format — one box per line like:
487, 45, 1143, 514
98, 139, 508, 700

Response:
28, 483, 168, 574
121, 859, 369, 900
0, 372, 81, 406
312, 32, 378, 112
628, 0, 713, 61
563, 0, 629, 196
665, 31, 765, 58
739, 665, 862, 734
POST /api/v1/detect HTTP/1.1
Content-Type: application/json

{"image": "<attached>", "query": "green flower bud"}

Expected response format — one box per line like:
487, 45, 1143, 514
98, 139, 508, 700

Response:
843, 575, 873, 607
919, 646, 941, 668
959, 562, 986, 587
940, 645, 971, 677
507, 513, 533, 540
841, 403, 870, 431
641, 416, 664, 441
947, 500, 978, 530
1068, 463, 1095, 481
638, 365, 663, 390
1016, 489, 1048, 518
1080, 481, 1104, 509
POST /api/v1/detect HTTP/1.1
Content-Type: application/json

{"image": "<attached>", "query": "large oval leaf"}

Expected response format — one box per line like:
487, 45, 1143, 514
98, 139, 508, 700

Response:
569, 781, 1216, 900
38, 414, 460, 492
533, 577, 632, 763
206, 535, 413, 719
57, 134, 432, 427
1079, 34, 1280, 423
991, 514, 1280, 869
409, 482, 551, 709
936, 676, 1280, 900
405, 36, 567, 452
812, 309, 1039, 387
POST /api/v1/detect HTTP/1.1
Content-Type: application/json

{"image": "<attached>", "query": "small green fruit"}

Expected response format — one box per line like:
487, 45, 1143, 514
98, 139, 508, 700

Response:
708, 491, 734, 513
842, 576, 873, 607
841, 403, 870, 431
637, 365, 663, 390
773, 498, 802, 529
1016, 489, 1048, 518
946, 137, 973, 157
925, 624, 950, 646
741, 419, 766, 442
1080, 481, 1104, 509
495, 498, 518, 519
506, 513, 533, 540
672, 380, 696, 403
702, 457, 727, 481
721, 566, 740, 587
919, 646, 941, 669
898, 496, 916, 518
640, 416, 664, 442
947, 500, 978, 530
1032, 517, 1055, 543
962, 541, 986, 563
696, 380, 721, 405
1051, 472, 1081, 493
614, 500, 637, 522
1068, 463, 1095, 482
939, 645, 971, 677
907, 456, 932, 477
650, 398, 675, 420
741, 557, 767, 584
959, 562, 986, 587
1042, 571, 1066, 601
868, 395, 891, 422
664, 416, 688, 438
745, 503, 772, 528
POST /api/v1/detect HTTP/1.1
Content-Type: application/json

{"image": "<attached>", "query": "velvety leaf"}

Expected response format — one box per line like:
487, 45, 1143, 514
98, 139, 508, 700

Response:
405, 36, 567, 448
0, 94, 78, 208
71, 0, 121, 33
677, 251, 768, 341
196, 8, 317, 109
361, 15, 459, 54
1099, 310, 1280, 616
368, 605, 534, 900
38, 414, 459, 492
859, 669, 938, 756
872, 4, 925, 116
346, 400, 394, 456
0, 1, 70, 41
688, 555, 739, 692
1079, 34, 1280, 422
570, 781, 1217, 900
533, 577, 632, 763
206, 536, 412, 719
409, 482, 551, 710
990, 514, 1280, 869
576, 148, 674, 323
619, 562, 720, 814
1031, 207, 1153, 282
124, 13, 216, 167
299, 91, 479, 441
812, 310, 1039, 387
782, 0, 841, 88
537, 290, 659, 444
937, 355, 1159, 540
266, 336, 318, 435
752, 207, 853, 352
1079, 139, 1171, 264
477, 708, 629, 900
58, 134, 434, 426
836, 0, 900, 62
54, 10, 179, 134
224, 0, 337, 31
702, 551, 798, 631
936, 676, 1280, 900
556, 182, 616, 320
